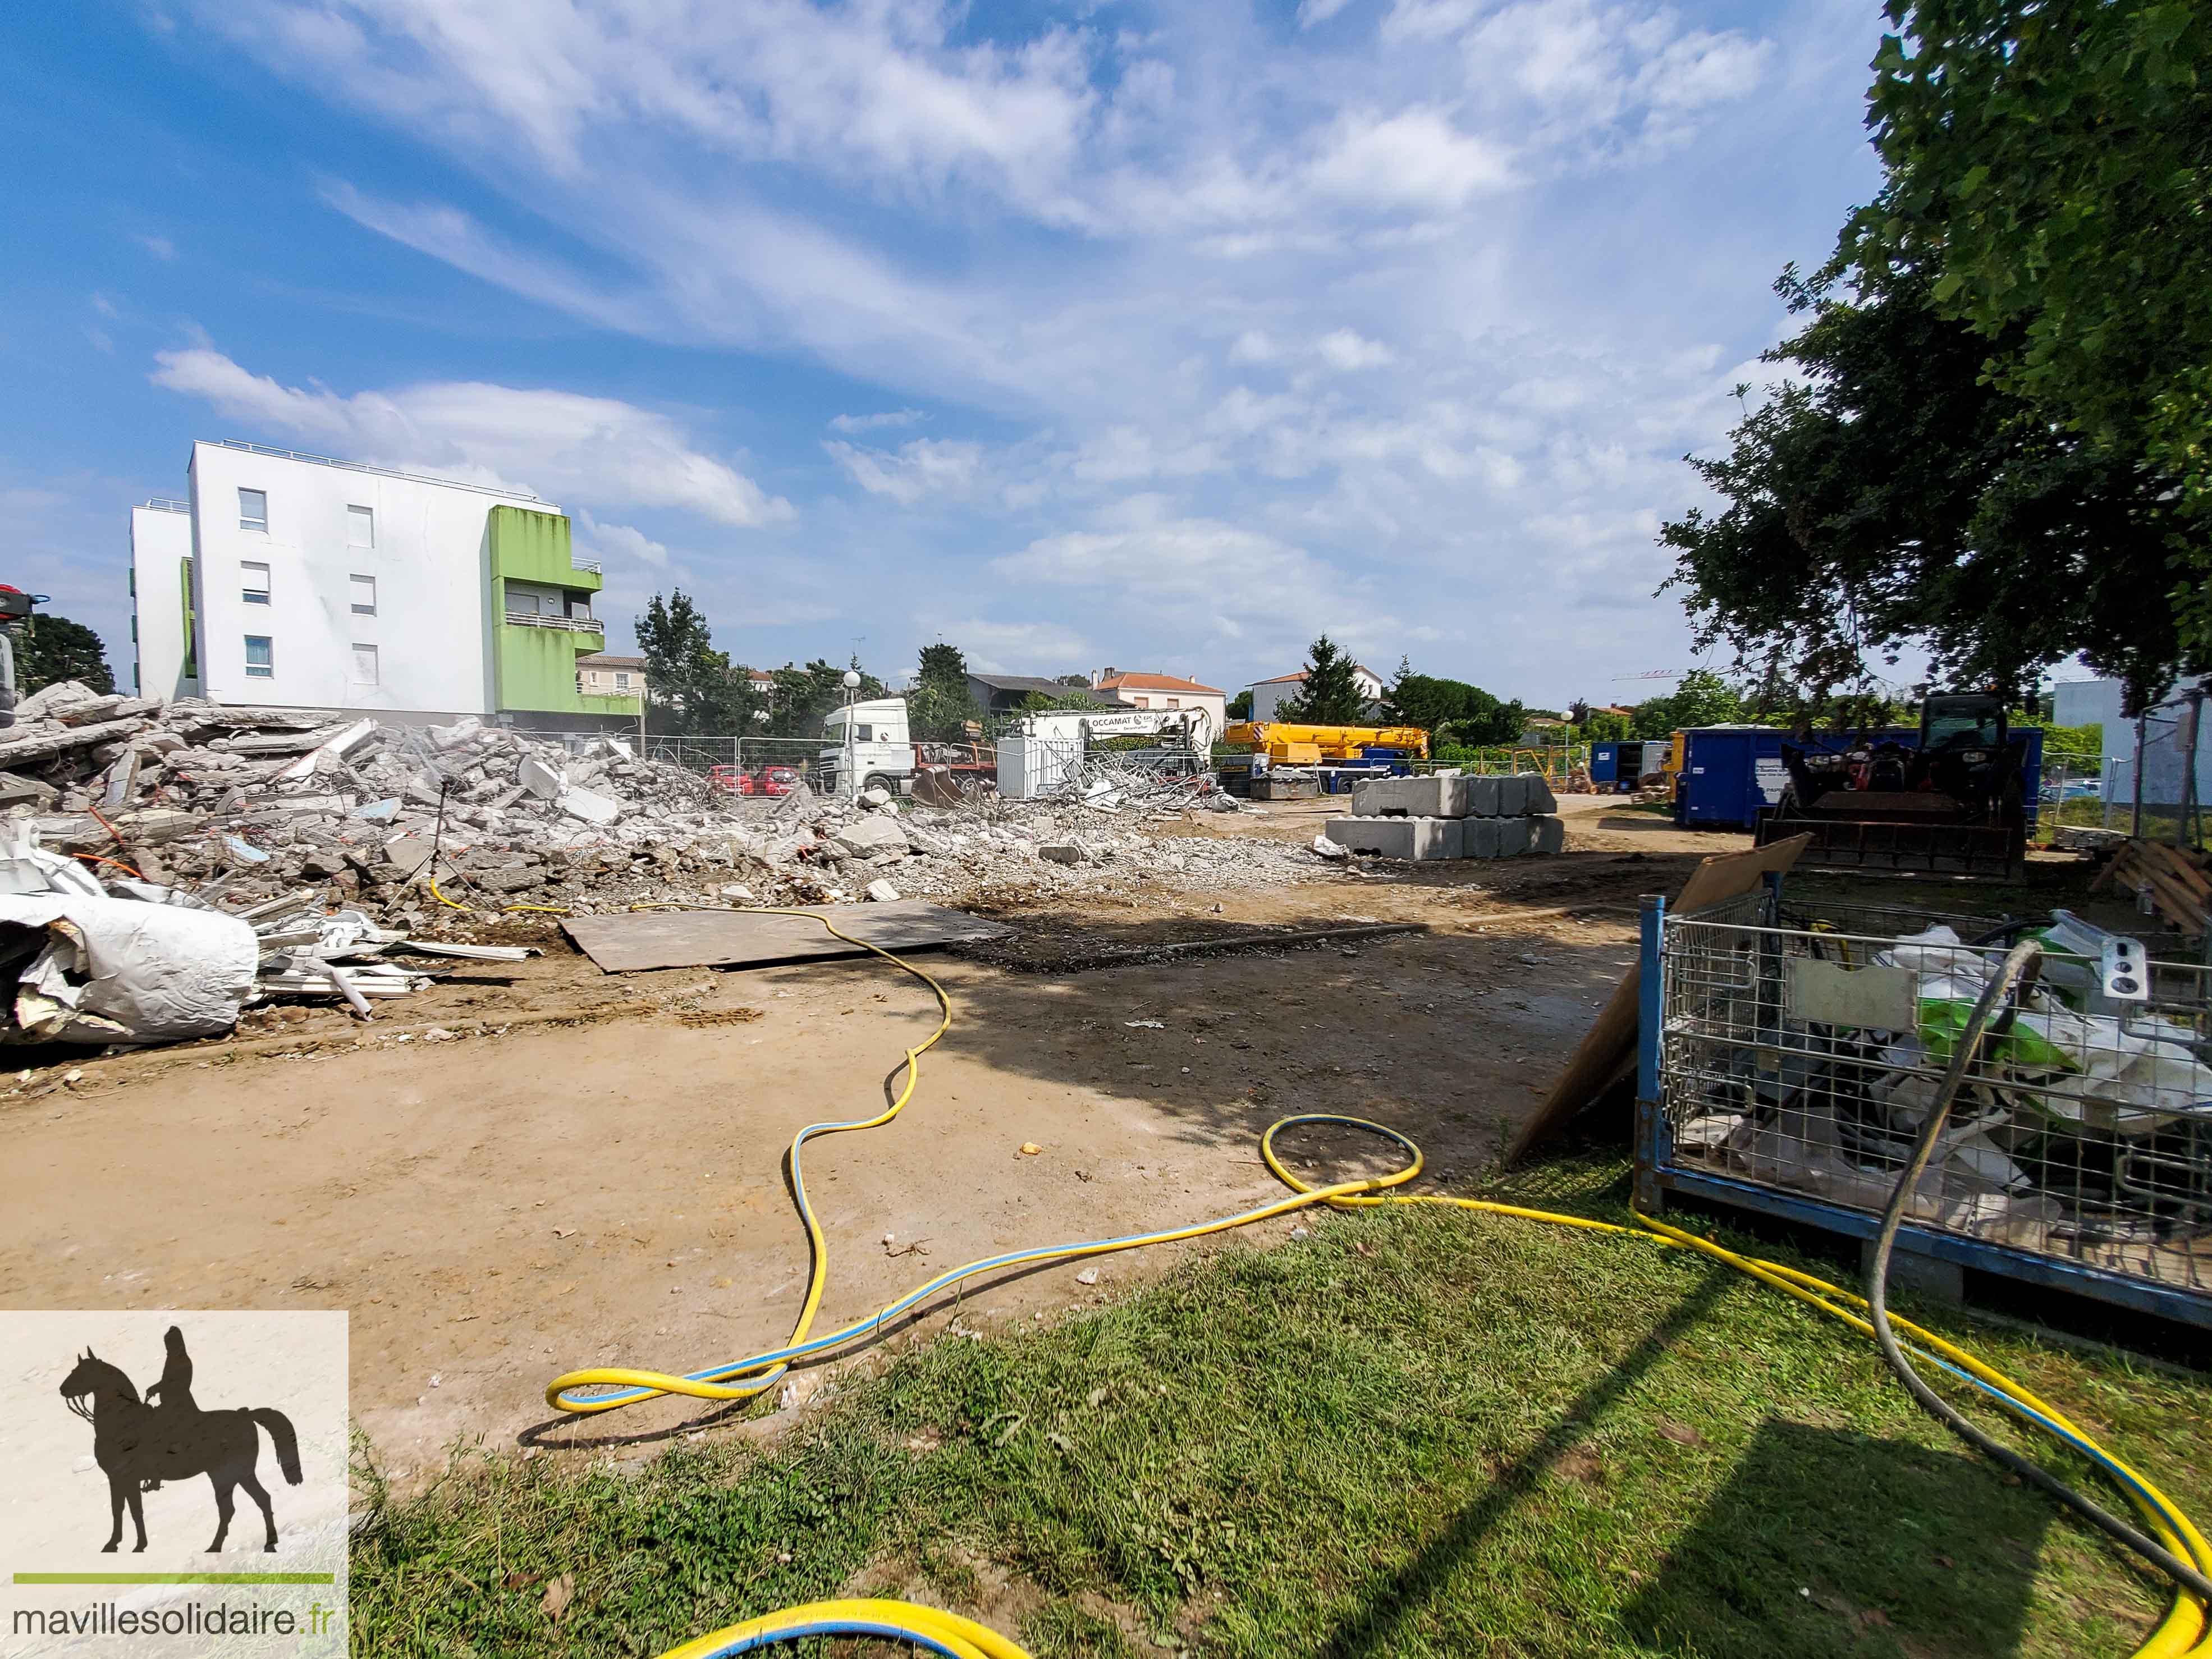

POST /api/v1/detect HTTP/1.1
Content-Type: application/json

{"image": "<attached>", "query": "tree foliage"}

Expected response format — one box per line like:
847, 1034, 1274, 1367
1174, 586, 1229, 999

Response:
1380, 657, 1524, 745
909, 643, 983, 741
634, 591, 754, 735
1662, 1, 2212, 715
1225, 689, 1253, 721
766, 658, 886, 739
1279, 636, 1369, 724
1627, 670, 1743, 739
17, 615, 113, 696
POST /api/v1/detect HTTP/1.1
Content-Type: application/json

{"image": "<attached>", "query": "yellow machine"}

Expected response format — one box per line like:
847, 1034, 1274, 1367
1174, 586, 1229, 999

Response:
1221, 721, 1431, 763
1217, 721, 1431, 800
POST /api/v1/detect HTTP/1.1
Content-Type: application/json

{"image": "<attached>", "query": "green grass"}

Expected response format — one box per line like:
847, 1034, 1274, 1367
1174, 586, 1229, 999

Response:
352, 1158, 2212, 1657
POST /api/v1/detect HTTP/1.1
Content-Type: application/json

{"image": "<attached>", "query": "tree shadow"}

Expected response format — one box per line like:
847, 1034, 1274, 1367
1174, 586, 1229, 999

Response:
1621, 1418, 2062, 1659
1316, 1270, 1731, 1656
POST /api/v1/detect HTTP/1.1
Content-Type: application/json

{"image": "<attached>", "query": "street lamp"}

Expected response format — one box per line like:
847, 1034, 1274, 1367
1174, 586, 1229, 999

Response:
842, 670, 862, 800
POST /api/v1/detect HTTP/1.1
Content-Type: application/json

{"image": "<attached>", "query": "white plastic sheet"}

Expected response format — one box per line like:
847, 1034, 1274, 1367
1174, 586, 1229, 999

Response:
0, 893, 258, 1046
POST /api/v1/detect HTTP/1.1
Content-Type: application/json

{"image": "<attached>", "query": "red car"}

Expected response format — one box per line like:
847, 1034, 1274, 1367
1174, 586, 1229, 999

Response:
708, 764, 753, 794
756, 766, 800, 798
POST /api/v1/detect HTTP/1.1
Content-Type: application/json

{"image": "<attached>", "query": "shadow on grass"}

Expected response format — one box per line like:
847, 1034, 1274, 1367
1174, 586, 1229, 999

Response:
1622, 1418, 2055, 1659
1318, 1270, 1732, 1657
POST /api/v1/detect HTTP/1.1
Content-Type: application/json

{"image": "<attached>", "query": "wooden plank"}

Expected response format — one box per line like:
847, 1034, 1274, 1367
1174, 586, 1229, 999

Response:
561, 901, 1009, 973
1505, 835, 1812, 1165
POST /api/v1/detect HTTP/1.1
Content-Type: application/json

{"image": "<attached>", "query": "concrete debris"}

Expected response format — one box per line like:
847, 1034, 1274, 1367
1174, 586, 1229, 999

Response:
864, 878, 902, 902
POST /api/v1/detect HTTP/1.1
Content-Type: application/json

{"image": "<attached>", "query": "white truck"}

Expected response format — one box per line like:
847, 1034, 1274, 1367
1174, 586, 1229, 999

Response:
818, 697, 918, 796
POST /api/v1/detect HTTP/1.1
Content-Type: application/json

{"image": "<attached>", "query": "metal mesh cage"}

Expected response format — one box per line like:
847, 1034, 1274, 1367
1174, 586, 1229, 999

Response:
1657, 892, 2212, 1298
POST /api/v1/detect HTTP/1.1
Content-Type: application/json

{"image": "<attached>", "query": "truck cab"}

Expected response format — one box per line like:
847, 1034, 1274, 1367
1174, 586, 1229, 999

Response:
819, 697, 916, 795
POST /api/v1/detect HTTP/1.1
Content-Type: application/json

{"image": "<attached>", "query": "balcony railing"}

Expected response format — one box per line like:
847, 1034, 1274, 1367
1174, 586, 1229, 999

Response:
570, 557, 602, 573
503, 610, 602, 633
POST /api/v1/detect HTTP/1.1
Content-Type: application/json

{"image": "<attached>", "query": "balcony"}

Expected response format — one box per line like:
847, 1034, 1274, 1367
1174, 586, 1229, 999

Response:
571, 557, 602, 573
503, 609, 603, 633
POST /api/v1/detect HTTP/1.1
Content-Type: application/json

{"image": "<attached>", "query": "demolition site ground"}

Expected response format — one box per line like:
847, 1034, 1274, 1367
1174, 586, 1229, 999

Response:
7, 798, 2210, 1657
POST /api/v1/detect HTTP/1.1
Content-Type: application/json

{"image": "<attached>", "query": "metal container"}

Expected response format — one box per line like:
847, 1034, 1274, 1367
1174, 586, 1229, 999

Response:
1674, 727, 1788, 828
1634, 881, 2212, 1327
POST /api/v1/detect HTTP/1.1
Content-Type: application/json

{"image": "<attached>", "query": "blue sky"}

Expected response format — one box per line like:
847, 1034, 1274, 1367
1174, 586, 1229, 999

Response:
7, 0, 1884, 707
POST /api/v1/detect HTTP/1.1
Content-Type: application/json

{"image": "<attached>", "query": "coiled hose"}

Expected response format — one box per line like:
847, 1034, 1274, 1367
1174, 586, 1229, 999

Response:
512, 904, 2209, 1657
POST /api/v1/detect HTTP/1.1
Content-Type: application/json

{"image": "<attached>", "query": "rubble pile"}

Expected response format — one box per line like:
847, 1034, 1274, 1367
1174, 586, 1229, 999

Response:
12, 684, 1331, 932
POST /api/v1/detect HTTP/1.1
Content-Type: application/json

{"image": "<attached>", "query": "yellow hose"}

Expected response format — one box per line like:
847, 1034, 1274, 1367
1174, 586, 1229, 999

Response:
510, 904, 2206, 1658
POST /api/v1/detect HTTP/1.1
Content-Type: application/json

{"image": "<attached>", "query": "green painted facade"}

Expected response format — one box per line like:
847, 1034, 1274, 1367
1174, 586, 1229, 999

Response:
486, 506, 638, 718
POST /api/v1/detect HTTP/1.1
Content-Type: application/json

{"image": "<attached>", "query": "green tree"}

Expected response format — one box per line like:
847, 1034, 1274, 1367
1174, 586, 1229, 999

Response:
16, 615, 113, 696
1019, 688, 1107, 712
1579, 708, 1631, 743
909, 643, 983, 741
1380, 657, 1524, 744
1279, 636, 1368, 723
634, 591, 754, 735
1225, 689, 1253, 721
766, 659, 886, 739
1665, 2, 2211, 713
1856, 1, 2212, 537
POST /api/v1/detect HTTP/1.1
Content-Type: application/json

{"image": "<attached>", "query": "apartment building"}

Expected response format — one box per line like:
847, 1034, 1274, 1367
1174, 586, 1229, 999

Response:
129, 440, 639, 727
577, 653, 648, 702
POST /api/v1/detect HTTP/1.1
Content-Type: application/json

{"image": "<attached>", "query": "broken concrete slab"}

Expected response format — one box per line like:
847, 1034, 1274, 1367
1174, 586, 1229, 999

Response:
0, 771, 58, 809
1038, 842, 1087, 864
864, 878, 901, 902
558, 785, 621, 827
519, 756, 566, 800
1324, 815, 1464, 860
831, 817, 908, 859
0, 717, 148, 768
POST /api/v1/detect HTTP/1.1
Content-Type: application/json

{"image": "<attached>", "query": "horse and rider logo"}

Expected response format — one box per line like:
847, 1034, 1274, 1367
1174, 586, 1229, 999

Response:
58, 1324, 304, 1553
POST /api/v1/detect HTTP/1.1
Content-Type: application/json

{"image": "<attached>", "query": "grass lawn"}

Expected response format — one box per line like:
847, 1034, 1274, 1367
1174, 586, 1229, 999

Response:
352, 1157, 2211, 1657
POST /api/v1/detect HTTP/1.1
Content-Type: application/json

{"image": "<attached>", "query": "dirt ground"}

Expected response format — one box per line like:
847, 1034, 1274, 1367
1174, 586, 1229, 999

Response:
0, 801, 2116, 1479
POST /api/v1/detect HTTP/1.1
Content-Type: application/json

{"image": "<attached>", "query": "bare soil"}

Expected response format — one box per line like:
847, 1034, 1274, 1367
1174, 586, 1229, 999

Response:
0, 808, 2115, 1479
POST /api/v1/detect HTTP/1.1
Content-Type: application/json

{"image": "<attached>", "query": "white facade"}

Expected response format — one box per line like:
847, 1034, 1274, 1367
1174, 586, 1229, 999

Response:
180, 440, 549, 716
1248, 663, 1385, 722
129, 501, 198, 700
1095, 674, 1225, 735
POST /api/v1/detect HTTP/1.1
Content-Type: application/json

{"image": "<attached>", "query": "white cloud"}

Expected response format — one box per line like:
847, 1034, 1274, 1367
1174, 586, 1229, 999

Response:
1316, 329, 1395, 370
829, 409, 927, 433
1309, 108, 1514, 212
573, 508, 670, 569
1298, 0, 1362, 25
1228, 330, 1277, 365
133, 233, 176, 260
823, 436, 984, 506
150, 347, 793, 526
918, 617, 1094, 676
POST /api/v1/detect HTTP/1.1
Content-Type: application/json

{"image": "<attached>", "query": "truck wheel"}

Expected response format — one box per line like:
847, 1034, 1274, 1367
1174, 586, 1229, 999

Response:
864, 773, 898, 796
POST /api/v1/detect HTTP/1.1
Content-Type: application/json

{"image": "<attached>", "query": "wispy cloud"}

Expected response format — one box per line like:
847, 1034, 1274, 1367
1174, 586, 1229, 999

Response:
150, 346, 793, 526
133, 233, 176, 260
829, 409, 927, 433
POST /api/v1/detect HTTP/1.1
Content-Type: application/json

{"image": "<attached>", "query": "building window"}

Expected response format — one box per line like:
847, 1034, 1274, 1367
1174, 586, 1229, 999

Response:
244, 635, 273, 678
351, 643, 378, 685
615, 671, 631, 689
350, 574, 377, 616
242, 561, 271, 604
239, 488, 268, 532
1166, 698, 1180, 709
347, 505, 374, 548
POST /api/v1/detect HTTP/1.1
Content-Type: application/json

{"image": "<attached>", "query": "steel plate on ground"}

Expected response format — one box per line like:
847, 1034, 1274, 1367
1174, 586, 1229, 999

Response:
560, 901, 1010, 973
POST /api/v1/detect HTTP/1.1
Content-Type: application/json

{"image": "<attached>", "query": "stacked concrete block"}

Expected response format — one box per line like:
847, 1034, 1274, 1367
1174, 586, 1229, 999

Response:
1323, 815, 1464, 861
1326, 770, 1566, 862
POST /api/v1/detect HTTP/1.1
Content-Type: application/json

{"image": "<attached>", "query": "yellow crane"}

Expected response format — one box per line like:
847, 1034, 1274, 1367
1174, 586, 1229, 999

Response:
1221, 720, 1430, 765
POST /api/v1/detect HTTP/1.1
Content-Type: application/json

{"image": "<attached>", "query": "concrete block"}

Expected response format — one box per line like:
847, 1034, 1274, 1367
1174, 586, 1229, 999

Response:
1530, 813, 1565, 855
558, 785, 621, 826
1460, 817, 1501, 859
1323, 815, 1463, 861
519, 756, 566, 800
1524, 774, 1558, 814
832, 816, 908, 858
1463, 775, 1503, 817
1038, 842, 1086, 864
1350, 775, 1469, 818
1496, 774, 1530, 817
1496, 816, 1532, 856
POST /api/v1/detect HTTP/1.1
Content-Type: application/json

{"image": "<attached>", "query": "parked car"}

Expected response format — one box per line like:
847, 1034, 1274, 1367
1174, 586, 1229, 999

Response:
708, 764, 752, 794
757, 766, 800, 798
